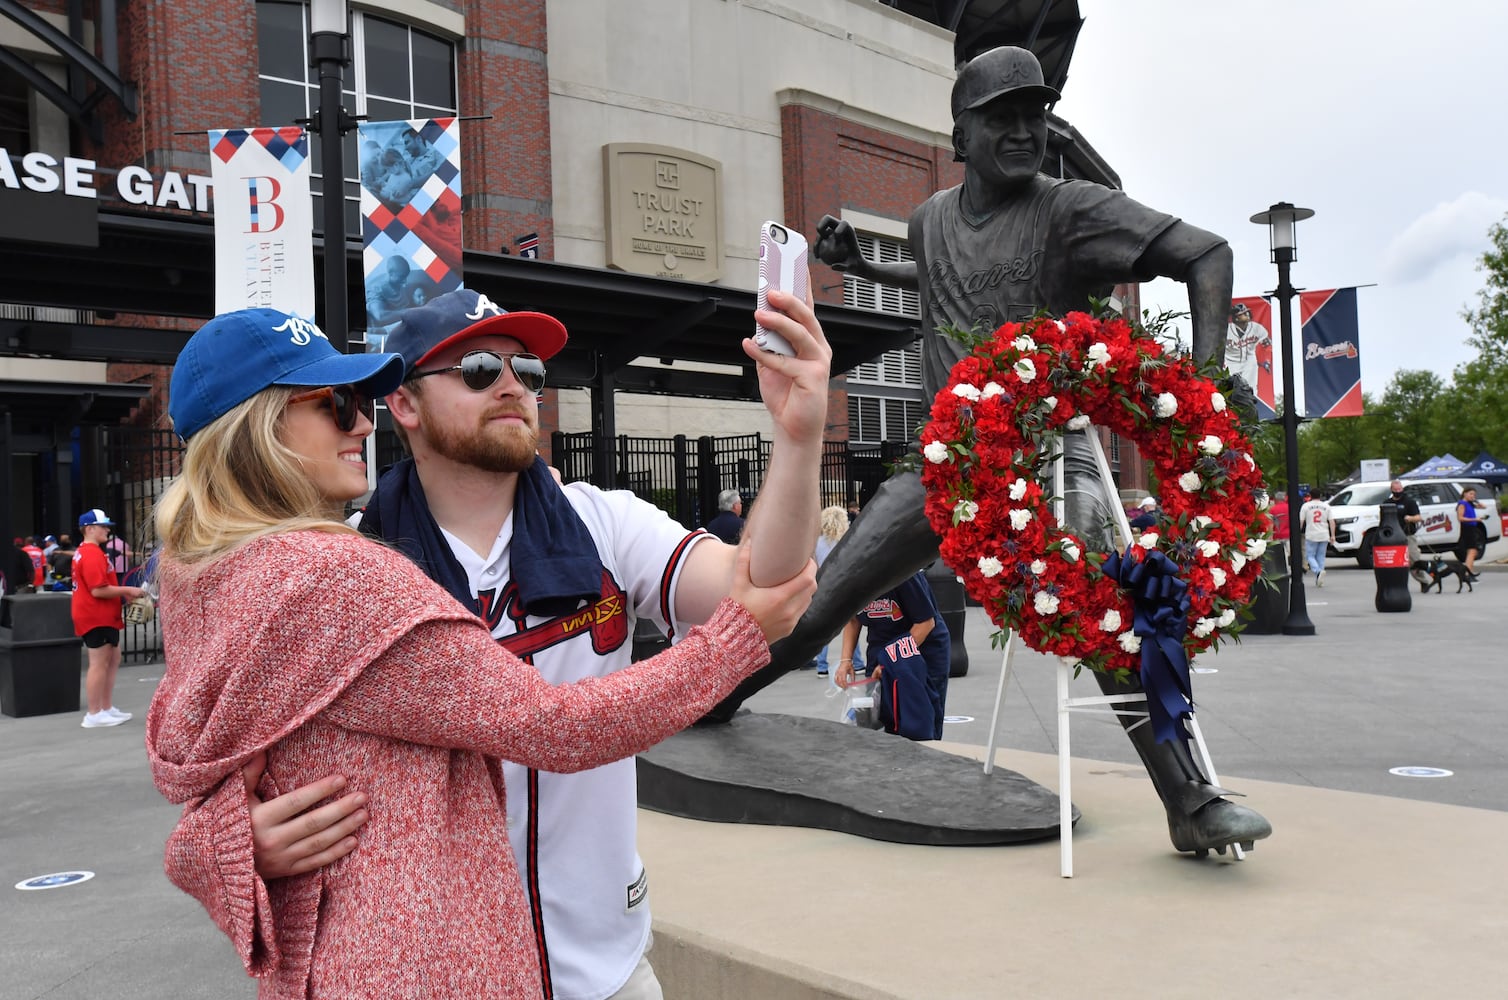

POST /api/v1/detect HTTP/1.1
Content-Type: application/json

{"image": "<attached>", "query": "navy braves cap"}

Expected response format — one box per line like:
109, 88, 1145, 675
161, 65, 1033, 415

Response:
78, 509, 115, 528
169, 309, 405, 442
383, 288, 568, 380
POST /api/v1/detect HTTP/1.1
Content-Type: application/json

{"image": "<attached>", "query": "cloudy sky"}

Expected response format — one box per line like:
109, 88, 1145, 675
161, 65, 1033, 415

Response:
1053, 0, 1507, 401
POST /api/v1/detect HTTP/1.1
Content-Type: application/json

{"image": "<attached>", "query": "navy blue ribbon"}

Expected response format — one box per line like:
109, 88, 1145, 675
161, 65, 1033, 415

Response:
1103, 548, 1193, 745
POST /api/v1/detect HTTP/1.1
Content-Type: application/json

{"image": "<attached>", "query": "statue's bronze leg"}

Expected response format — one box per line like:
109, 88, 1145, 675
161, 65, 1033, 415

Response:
700, 470, 941, 723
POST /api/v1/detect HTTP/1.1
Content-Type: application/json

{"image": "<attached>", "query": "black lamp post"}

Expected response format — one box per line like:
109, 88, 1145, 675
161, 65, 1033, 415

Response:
310, 0, 352, 351
1250, 201, 1316, 636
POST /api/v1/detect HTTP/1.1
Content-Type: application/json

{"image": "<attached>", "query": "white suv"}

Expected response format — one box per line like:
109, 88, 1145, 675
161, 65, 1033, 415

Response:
1326, 479, 1501, 567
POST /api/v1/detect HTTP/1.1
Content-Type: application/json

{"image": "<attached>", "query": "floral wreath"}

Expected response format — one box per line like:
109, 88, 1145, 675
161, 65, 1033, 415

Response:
920, 311, 1272, 685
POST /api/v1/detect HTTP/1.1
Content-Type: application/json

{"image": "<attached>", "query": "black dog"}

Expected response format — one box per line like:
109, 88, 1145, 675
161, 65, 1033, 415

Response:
1420, 559, 1474, 594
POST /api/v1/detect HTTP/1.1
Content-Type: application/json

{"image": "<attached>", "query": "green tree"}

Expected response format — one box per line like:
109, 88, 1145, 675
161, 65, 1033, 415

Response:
1448, 214, 1508, 456
1371, 369, 1446, 472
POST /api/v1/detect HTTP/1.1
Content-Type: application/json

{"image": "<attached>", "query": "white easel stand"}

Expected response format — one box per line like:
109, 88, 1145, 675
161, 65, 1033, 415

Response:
978, 428, 1243, 876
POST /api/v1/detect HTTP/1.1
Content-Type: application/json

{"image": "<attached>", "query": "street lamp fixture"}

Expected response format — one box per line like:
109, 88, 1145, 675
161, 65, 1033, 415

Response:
310, 0, 352, 351
1250, 201, 1316, 636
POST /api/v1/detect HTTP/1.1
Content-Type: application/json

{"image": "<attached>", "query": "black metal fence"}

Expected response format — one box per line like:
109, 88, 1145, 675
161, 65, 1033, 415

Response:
550, 431, 911, 529
100, 426, 182, 663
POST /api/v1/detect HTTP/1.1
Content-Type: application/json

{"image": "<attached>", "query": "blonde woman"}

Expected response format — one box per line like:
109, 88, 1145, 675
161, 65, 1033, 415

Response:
145, 308, 814, 999
813, 504, 861, 676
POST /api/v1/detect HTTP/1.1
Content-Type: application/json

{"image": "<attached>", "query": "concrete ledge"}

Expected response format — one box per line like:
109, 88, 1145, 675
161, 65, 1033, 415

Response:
644, 743, 1508, 999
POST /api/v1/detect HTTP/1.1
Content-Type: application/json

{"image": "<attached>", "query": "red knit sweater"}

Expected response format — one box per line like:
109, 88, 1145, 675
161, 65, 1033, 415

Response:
146, 530, 768, 999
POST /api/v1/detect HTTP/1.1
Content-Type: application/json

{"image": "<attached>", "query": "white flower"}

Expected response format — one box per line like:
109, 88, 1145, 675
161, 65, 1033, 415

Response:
1210, 567, 1228, 588
1155, 392, 1179, 418
982, 381, 1005, 399
1178, 471, 1202, 493
1196, 539, 1220, 558
952, 383, 981, 401
1118, 632, 1142, 654
1008, 478, 1028, 501
1013, 335, 1037, 353
1244, 454, 1256, 470
1009, 508, 1033, 531
1034, 591, 1061, 615
1042, 395, 1058, 411
1255, 493, 1271, 511
1099, 609, 1122, 632
978, 556, 1003, 578
1138, 532, 1160, 550
1192, 618, 1215, 639
1053, 319, 1067, 332
1061, 541, 1082, 563
1013, 357, 1037, 383
1192, 515, 1214, 530
1245, 538, 1267, 558
1085, 342, 1111, 368
954, 500, 978, 522
1230, 553, 1247, 574
1216, 608, 1237, 628
1065, 414, 1092, 431
1029, 559, 1047, 575
1210, 391, 1227, 413
923, 441, 950, 464
1198, 435, 1223, 455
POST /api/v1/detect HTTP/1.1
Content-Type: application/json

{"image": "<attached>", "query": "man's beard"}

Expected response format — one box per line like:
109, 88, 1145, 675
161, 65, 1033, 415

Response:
423, 404, 539, 473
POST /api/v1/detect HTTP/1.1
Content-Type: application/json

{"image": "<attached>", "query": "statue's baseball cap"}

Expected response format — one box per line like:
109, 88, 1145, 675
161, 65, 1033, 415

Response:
383, 288, 569, 380
78, 509, 115, 529
168, 309, 405, 442
950, 46, 1061, 122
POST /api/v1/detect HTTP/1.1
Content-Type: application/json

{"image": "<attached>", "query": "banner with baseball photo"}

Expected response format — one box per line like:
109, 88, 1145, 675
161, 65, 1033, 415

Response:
358, 117, 464, 347
209, 126, 315, 317
1300, 287, 1363, 418
1228, 296, 1276, 421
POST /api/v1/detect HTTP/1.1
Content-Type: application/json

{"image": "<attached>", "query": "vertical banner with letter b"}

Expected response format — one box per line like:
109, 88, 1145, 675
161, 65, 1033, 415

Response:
209, 127, 315, 317
1300, 287, 1363, 418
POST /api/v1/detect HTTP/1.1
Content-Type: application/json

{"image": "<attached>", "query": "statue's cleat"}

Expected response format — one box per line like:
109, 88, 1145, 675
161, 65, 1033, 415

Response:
1168, 797, 1272, 856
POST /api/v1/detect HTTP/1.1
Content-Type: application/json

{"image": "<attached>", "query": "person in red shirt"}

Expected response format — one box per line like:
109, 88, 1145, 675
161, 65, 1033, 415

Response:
1269, 494, 1290, 541
72, 509, 148, 729
21, 536, 45, 588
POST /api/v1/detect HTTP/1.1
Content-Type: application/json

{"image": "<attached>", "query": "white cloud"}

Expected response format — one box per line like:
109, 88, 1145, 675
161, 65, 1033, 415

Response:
1381, 193, 1508, 285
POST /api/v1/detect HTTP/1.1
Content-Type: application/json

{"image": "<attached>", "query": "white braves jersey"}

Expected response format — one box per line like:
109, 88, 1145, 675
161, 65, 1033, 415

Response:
440, 482, 709, 1000
1224, 320, 1269, 391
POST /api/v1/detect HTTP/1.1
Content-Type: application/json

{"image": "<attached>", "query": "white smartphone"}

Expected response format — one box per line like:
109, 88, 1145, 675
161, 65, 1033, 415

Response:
755, 221, 810, 357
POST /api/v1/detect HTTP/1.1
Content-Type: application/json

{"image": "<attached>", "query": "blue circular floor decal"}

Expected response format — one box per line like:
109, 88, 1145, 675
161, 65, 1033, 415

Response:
1388, 766, 1453, 778
943, 715, 974, 724
16, 871, 95, 891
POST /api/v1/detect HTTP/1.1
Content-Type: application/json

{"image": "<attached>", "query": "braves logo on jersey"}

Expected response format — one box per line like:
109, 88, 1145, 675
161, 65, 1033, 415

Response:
477, 569, 630, 658
859, 598, 903, 622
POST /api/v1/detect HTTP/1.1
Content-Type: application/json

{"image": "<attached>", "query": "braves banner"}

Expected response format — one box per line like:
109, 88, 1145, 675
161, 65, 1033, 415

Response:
358, 118, 463, 345
209, 126, 314, 316
1228, 296, 1276, 420
1300, 287, 1363, 418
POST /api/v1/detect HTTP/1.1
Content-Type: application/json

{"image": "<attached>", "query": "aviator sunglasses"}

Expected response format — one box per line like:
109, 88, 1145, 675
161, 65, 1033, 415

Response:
285, 385, 375, 433
407, 350, 547, 393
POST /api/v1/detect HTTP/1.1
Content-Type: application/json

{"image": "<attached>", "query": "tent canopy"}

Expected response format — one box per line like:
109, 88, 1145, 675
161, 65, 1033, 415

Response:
1400, 454, 1467, 478
1460, 451, 1508, 485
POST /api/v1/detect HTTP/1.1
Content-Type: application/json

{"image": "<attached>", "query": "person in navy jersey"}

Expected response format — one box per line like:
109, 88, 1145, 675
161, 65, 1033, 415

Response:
835, 570, 951, 740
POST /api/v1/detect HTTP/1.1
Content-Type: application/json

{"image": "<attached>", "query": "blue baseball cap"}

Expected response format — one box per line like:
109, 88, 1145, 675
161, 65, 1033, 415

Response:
78, 509, 115, 528
383, 288, 568, 380
169, 309, 405, 441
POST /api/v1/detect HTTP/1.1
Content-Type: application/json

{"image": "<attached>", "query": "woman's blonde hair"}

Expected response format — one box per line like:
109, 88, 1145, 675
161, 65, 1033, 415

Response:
819, 504, 849, 543
155, 386, 356, 565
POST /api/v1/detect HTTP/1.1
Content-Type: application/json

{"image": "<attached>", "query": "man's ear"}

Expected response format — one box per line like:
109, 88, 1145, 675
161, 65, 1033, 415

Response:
386, 386, 420, 431
951, 125, 967, 162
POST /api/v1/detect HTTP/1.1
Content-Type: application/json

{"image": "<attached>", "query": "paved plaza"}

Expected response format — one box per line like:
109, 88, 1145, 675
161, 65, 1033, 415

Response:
3, 548, 1505, 998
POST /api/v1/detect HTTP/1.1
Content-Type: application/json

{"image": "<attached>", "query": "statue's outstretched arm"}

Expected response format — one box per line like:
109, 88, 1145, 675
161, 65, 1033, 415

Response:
1141, 225, 1233, 367
813, 215, 921, 290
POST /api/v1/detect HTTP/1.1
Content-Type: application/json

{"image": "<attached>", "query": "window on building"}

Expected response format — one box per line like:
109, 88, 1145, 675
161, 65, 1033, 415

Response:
0, 64, 30, 153
845, 232, 922, 387
255, 1, 457, 236
848, 395, 928, 446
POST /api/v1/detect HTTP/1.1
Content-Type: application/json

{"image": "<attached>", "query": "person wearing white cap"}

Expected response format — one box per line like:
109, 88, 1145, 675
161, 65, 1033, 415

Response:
1129, 495, 1159, 534
72, 508, 148, 727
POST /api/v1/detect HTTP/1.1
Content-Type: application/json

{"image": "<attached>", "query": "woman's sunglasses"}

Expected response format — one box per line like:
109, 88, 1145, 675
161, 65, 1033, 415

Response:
285, 385, 375, 433
407, 351, 547, 393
